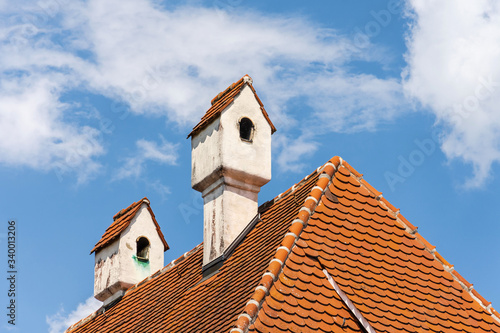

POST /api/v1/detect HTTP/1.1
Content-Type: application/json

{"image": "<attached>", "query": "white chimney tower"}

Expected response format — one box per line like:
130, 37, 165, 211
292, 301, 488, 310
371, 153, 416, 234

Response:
188, 75, 276, 269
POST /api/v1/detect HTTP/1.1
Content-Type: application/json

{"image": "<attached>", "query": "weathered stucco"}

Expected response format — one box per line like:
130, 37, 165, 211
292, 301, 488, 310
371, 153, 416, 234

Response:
191, 117, 222, 192
219, 85, 272, 185
94, 204, 165, 304
202, 177, 260, 263
191, 84, 272, 266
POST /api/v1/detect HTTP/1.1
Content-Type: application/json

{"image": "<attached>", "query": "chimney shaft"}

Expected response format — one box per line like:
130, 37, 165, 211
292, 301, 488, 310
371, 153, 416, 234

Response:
190, 76, 274, 267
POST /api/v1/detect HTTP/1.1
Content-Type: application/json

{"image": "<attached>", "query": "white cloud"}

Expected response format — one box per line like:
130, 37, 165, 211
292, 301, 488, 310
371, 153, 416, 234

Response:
0, 5, 103, 182
46, 297, 101, 333
404, 0, 500, 187
0, 0, 405, 178
299, 72, 403, 133
0, 73, 103, 183
149, 179, 172, 202
114, 137, 178, 180
67, 0, 390, 126
274, 134, 319, 173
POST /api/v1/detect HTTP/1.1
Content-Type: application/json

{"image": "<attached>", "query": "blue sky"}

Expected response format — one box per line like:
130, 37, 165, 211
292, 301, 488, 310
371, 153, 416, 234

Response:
1, 0, 500, 332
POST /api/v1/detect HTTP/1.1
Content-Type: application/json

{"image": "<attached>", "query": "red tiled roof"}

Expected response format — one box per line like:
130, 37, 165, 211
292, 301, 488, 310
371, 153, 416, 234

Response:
90, 197, 169, 254
70, 158, 500, 333
187, 75, 277, 138
68, 169, 319, 333
239, 158, 500, 333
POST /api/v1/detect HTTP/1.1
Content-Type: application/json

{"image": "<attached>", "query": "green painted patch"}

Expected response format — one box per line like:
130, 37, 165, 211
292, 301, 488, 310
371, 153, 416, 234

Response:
132, 255, 150, 268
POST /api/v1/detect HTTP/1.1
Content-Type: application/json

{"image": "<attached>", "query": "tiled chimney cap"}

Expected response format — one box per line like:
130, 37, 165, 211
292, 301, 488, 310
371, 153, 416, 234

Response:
90, 197, 169, 254
187, 75, 276, 138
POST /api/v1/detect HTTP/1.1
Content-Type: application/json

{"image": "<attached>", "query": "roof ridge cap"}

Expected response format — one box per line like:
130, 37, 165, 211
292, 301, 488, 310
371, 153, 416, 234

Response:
229, 157, 341, 333
353, 165, 500, 325
210, 75, 251, 106
91, 198, 150, 254
112, 197, 149, 220
429, 240, 498, 322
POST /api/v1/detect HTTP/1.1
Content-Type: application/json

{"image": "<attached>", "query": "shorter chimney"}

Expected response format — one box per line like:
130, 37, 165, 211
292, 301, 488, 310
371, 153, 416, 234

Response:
189, 75, 276, 268
91, 198, 169, 306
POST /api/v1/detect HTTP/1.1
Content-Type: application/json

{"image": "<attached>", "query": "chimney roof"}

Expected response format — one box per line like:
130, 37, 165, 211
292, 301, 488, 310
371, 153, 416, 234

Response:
90, 197, 169, 254
187, 75, 277, 138
69, 157, 500, 333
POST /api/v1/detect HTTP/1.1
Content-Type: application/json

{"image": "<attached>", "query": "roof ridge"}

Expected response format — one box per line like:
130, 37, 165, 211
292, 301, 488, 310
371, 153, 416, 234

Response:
231, 156, 500, 331
210, 75, 251, 106
346, 164, 500, 325
229, 157, 342, 333
112, 197, 148, 220
67, 244, 203, 333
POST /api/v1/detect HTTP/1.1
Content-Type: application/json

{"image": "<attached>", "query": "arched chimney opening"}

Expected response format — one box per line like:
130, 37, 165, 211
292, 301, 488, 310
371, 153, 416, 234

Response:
136, 237, 150, 262
239, 117, 254, 142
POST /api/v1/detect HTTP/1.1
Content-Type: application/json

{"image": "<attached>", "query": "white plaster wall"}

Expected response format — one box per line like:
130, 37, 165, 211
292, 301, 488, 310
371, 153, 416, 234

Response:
191, 118, 222, 191
202, 183, 224, 264
202, 181, 258, 264
94, 239, 120, 301
191, 85, 272, 192
119, 205, 165, 285
93, 204, 165, 302
220, 85, 272, 186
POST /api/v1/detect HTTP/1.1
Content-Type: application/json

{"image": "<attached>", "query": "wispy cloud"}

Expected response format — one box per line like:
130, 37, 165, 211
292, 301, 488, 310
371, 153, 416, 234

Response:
114, 137, 178, 180
0, 73, 104, 183
274, 134, 319, 173
404, 0, 500, 187
148, 179, 172, 202
0, 0, 404, 180
46, 297, 101, 333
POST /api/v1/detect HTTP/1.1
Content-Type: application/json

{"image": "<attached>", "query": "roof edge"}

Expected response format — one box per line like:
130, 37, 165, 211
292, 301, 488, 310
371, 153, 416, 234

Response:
346, 164, 500, 325
67, 244, 202, 333
145, 204, 170, 252
229, 156, 342, 333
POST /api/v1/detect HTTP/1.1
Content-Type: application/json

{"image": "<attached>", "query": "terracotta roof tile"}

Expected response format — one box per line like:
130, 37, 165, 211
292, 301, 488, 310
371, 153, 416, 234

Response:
69, 168, 322, 333
237, 157, 500, 333
70, 157, 500, 333
187, 75, 276, 138
90, 197, 169, 254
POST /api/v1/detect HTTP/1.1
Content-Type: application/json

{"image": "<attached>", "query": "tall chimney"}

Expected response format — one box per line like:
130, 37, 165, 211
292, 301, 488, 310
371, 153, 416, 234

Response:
188, 75, 276, 269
